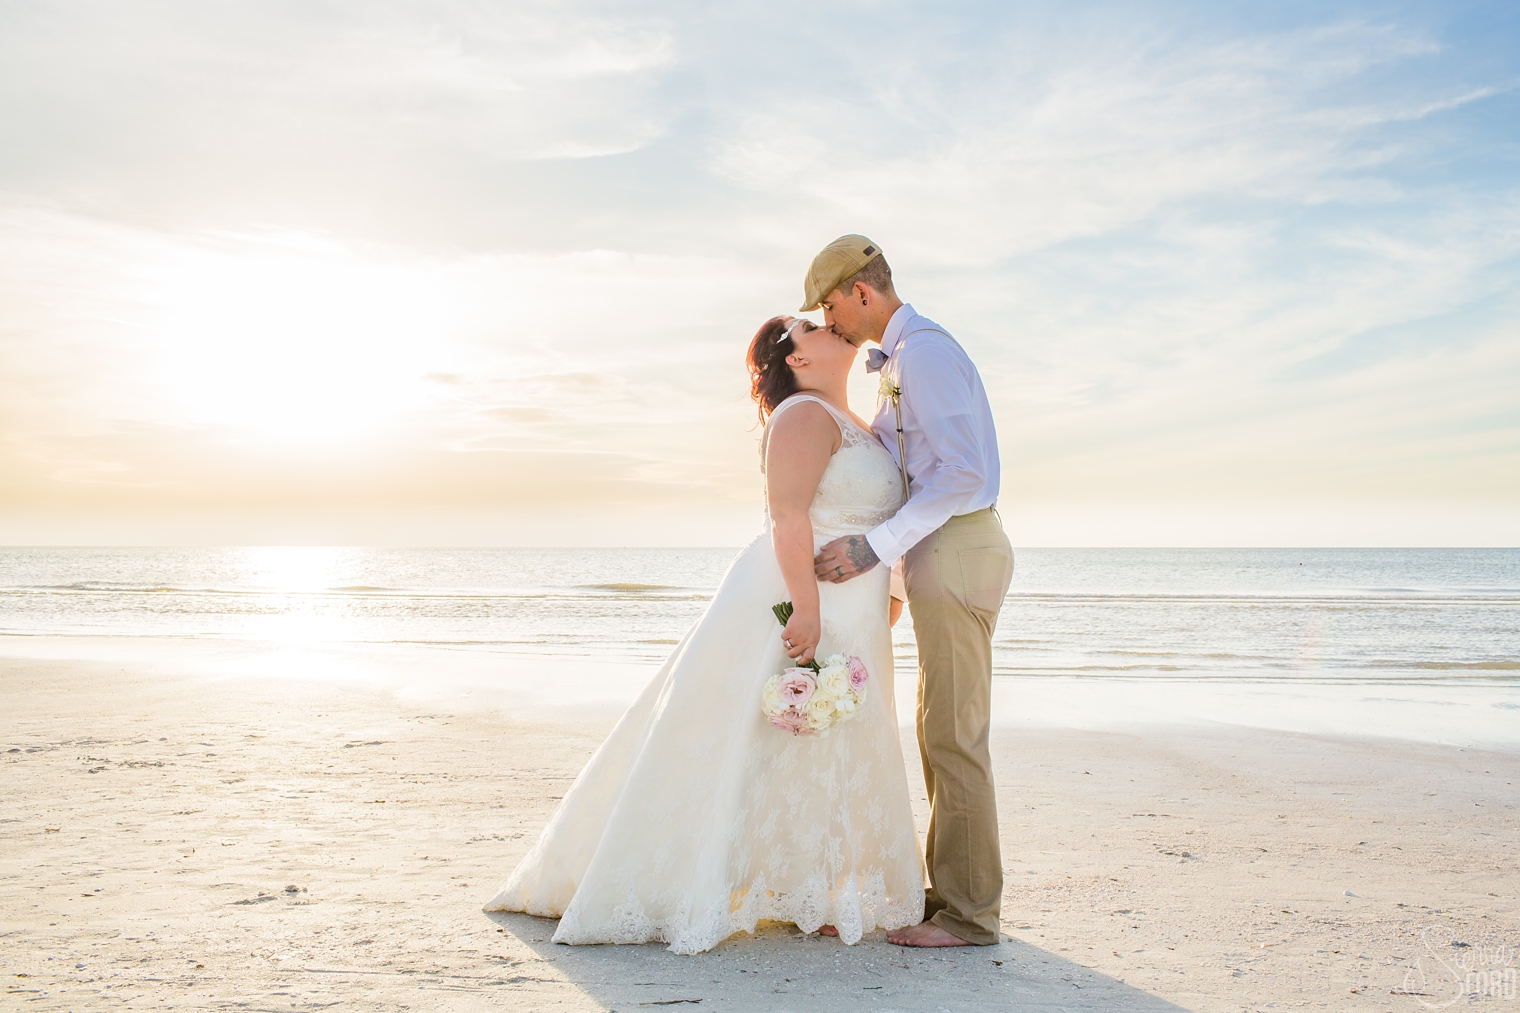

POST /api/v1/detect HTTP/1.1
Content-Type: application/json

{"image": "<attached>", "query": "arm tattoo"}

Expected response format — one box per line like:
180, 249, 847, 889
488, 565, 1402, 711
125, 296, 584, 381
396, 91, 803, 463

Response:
845, 535, 879, 572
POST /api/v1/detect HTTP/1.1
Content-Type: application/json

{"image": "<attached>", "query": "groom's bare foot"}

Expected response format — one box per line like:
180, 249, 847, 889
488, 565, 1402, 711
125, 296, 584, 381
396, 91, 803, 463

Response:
886, 921, 972, 947
817, 925, 839, 936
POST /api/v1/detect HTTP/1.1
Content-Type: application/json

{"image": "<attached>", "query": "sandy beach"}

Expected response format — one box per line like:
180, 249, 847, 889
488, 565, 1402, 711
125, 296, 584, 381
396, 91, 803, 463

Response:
4, 655, 1517, 1012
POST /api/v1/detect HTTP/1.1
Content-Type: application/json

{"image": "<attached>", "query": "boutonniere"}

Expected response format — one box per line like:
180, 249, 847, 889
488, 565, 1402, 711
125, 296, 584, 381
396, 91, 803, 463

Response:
878, 374, 902, 404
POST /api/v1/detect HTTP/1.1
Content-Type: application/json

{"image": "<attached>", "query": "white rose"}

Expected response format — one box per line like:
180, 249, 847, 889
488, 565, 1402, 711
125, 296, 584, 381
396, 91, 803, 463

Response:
816, 665, 849, 698
803, 694, 835, 728
761, 676, 785, 714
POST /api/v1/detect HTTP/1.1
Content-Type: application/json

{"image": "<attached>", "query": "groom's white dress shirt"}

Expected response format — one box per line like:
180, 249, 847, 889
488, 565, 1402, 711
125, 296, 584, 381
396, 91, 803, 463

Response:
865, 303, 1001, 567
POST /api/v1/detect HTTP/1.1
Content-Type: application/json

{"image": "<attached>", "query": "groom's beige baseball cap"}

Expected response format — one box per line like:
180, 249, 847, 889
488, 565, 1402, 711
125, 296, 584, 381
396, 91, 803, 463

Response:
799, 235, 882, 312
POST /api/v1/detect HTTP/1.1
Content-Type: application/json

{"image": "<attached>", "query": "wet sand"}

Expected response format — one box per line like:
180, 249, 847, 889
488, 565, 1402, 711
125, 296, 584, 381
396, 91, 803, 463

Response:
3, 656, 1517, 1011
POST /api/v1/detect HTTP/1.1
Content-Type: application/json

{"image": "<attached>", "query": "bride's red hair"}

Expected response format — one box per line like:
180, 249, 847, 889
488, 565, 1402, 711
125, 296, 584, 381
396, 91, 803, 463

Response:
746, 316, 800, 422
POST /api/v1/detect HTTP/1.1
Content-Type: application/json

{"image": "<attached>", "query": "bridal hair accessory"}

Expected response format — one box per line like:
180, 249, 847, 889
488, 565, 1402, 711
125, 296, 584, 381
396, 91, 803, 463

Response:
762, 601, 869, 736
776, 318, 808, 344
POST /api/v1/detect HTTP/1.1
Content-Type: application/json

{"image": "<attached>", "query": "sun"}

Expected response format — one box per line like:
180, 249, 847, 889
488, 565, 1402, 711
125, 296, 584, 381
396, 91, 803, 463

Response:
140, 232, 461, 445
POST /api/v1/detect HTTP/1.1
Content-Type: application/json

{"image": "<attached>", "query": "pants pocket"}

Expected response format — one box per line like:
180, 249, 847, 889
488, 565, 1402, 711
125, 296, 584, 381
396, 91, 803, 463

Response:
958, 546, 1013, 617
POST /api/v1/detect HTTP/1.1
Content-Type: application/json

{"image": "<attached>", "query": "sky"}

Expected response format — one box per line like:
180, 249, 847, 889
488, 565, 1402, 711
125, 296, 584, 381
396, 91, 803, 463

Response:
0, 0, 1516, 547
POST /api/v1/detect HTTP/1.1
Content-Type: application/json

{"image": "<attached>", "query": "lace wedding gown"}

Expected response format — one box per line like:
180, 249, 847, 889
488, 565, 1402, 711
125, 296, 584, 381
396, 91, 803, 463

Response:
484, 394, 926, 954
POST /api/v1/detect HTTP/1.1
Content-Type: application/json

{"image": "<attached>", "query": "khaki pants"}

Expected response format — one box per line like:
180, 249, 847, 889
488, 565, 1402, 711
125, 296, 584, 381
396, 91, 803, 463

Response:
902, 507, 1013, 945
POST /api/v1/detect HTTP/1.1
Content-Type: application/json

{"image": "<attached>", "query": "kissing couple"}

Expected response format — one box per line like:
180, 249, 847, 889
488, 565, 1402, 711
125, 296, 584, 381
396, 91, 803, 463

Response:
485, 235, 1013, 954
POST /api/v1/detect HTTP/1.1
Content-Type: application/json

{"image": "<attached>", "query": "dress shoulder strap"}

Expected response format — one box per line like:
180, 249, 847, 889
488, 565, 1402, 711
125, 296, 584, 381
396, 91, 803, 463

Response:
770, 392, 835, 421
760, 394, 846, 472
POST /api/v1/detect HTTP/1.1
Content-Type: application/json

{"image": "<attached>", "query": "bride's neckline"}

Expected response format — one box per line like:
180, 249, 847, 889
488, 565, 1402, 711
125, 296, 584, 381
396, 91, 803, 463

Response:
780, 392, 874, 438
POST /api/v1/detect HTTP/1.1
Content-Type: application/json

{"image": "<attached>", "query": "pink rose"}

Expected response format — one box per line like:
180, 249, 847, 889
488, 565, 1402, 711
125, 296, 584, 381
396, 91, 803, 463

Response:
846, 656, 869, 692
767, 706, 811, 735
777, 668, 817, 706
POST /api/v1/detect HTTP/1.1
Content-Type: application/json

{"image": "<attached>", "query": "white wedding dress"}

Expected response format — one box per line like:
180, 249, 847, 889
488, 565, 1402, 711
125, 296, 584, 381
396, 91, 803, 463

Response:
484, 393, 926, 954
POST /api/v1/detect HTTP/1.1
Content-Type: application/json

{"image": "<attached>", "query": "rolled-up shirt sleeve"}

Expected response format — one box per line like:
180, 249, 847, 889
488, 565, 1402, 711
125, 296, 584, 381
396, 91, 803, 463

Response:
865, 344, 990, 565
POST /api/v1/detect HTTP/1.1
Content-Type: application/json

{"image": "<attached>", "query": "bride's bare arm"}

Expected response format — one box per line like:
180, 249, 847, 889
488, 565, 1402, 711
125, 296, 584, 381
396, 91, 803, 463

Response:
765, 401, 841, 666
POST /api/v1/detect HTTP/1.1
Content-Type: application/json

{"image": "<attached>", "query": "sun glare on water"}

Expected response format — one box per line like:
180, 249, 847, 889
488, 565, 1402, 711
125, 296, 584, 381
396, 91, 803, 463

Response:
237, 546, 362, 645
240, 545, 354, 592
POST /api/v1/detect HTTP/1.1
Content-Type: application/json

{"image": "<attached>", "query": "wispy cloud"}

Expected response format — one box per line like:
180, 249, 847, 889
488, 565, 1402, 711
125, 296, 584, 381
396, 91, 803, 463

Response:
0, 0, 1516, 544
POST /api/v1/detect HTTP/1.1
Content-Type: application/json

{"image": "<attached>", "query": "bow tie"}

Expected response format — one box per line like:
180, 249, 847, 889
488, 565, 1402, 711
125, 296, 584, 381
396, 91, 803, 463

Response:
865, 348, 888, 373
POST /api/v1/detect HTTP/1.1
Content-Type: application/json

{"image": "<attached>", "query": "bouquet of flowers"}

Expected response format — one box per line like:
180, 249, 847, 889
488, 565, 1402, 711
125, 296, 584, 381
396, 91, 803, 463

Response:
761, 601, 869, 736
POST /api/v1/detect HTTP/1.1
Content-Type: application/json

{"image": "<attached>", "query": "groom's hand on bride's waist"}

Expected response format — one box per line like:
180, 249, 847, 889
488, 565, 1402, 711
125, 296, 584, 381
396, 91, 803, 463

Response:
814, 535, 880, 583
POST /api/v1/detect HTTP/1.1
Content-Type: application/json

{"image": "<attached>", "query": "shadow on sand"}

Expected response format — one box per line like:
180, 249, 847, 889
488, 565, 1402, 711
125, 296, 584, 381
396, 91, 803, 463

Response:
484, 911, 1190, 1012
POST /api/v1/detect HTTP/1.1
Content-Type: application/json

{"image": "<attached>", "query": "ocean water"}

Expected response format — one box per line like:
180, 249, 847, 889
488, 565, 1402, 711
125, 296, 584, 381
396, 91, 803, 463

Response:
3, 546, 1517, 744
2, 546, 1516, 680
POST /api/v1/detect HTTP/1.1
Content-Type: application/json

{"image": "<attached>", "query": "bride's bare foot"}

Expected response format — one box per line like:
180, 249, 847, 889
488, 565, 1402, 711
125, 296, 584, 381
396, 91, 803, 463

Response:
886, 921, 972, 947
817, 925, 839, 936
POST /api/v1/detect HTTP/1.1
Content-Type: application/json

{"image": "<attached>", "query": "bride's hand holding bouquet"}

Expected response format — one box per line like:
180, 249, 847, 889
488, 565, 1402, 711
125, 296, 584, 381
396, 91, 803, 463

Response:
764, 601, 870, 737
778, 600, 820, 666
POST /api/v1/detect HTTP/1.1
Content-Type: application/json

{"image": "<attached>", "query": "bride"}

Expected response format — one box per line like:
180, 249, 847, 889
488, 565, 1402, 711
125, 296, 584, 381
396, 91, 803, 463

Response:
484, 315, 925, 954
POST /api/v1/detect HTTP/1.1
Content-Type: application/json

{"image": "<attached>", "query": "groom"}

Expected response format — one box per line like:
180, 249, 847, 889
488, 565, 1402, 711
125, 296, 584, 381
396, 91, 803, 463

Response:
807, 235, 1013, 949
